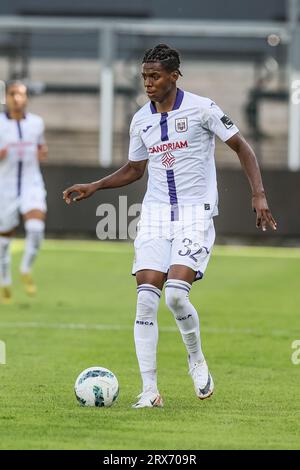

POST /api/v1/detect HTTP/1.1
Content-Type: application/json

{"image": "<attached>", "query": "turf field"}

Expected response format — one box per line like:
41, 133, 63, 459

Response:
0, 240, 299, 450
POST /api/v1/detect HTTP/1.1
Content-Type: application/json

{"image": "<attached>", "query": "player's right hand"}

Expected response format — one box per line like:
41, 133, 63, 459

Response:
0, 147, 8, 160
63, 183, 97, 204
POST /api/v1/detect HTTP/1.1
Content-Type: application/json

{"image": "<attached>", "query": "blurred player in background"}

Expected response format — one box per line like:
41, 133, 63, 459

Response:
0, 81, 48, 304
63, 44, 277, 408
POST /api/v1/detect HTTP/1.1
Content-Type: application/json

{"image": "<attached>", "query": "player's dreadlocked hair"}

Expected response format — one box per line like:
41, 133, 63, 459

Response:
142, 44, 182, 76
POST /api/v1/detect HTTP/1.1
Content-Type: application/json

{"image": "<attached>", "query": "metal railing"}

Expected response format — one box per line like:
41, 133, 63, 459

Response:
0, 1, 299, 170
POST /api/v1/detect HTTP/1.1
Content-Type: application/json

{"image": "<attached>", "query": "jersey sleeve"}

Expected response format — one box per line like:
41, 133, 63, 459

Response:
128, 116, 149, 162
202, 102, 239, 142
37, 118, 46, 145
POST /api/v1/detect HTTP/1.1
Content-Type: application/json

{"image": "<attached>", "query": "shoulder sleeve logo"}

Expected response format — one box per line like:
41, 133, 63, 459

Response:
220, 115, 234, 129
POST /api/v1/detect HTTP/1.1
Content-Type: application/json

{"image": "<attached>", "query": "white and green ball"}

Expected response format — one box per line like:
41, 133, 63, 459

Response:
74, 366, 119, 407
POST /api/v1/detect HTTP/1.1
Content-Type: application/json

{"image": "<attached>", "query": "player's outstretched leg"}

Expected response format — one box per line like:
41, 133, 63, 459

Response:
20, 219, 45, 295
165, 279, 214, 400
132, 284, 163, 408
0, 236, 13, 304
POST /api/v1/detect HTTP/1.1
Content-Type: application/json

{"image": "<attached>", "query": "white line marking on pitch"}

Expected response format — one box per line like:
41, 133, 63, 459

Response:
0, 322, 297, 337
10, 240, 300, 259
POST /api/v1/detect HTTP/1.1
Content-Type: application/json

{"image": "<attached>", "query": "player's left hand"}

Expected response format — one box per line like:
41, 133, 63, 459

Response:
37, 144, 48, 162
252, 193, 277, 231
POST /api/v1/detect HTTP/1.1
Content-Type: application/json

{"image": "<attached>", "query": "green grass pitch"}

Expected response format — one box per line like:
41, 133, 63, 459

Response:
0, 240, 299, 450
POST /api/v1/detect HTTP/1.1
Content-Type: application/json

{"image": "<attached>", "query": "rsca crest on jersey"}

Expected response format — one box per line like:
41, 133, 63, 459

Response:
162, 151, 175, 168
221, 115, 234, 129
175, 117, 188, 133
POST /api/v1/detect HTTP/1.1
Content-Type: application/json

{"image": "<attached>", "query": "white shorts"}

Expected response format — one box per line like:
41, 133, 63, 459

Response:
0, 184, 47, 233
132, 206, 216, 281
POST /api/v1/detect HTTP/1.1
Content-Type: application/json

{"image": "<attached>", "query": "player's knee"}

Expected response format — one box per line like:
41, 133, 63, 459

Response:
165, 287, 187, 312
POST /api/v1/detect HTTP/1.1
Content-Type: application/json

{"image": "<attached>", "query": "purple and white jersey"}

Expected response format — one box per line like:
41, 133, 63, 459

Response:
0, 112, 45, 197
128, 89, 239, 218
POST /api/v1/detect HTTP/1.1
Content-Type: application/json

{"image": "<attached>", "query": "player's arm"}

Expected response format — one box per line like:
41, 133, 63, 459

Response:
225, 132, 277, 231
63, 159, 147, 204
37, 118, 48, 162
0, 146, 8, 160
37, 144, 48, 162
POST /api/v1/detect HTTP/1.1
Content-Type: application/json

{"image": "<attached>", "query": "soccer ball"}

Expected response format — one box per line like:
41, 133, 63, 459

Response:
74, 366, 119, 407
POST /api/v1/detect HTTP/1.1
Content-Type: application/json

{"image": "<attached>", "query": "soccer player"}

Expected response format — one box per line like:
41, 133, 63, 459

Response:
63, 44, 277, 408
0, 81, 48, 303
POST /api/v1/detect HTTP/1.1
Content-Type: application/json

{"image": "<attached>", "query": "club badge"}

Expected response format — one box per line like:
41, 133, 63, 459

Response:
175, 117, 188, 133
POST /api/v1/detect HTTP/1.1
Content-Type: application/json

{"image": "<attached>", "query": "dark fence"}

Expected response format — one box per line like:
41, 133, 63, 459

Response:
42, 165, 300, 240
